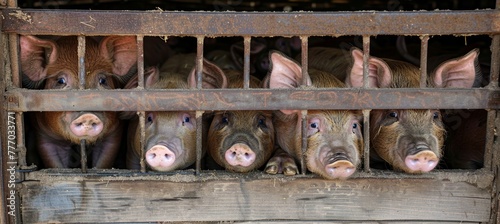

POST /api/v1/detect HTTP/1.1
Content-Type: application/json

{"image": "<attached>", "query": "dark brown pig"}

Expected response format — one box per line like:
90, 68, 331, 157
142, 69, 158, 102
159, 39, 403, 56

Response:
126, 56, 228, 171
263, 51, 364, 179
344, 48, 479, 173
206, 72, 275, 173
20, 35, 138, 168
443, 109, 486, 169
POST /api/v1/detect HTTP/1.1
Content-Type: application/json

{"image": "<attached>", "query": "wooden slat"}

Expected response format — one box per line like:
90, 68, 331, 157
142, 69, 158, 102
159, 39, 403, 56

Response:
20, 177, 491, 223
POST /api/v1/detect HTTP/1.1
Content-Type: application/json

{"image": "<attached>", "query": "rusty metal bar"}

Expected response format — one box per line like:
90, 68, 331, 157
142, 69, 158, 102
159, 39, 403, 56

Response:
5, 88, 499, 112
243, 36, 251, 89
2, 10, 499, 36
419, 35, 429, 88
139, 111, 146, 173
195, 36, 204, 175
8, 34, 19, 88
300, 36, 309, 86
15, 113, 26, 167
137, 35, 145, 89
195, 111, 203, 175
80, 140, 87, 173
484, 110, 496, 170
362, 110, 371, 172
362, 36, 370, 88
78, 36, 85, 90
196, 36, 204, 89
300, 110, 307, 175
490, 35, 500, 88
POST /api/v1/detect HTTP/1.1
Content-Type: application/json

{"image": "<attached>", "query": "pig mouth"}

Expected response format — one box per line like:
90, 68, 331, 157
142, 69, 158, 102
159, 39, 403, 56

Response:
324, 152, 351, 165
406, 143, 432, 156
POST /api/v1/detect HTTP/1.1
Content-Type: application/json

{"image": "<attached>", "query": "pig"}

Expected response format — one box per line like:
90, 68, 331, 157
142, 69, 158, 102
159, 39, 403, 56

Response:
126, 55, 227, 171
263, 51, 364, 179
20, 35, 138, 168
443, 109, 486, 169
206, 71, 275, 173
342, 47, 478, 173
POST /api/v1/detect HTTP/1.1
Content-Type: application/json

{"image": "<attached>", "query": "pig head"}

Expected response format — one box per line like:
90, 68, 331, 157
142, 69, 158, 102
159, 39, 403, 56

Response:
21, 35, 137, 168
346, 48, 478, 173
207, 71, 275, 173
263, 51, 363, 179
127, 56, 227, 172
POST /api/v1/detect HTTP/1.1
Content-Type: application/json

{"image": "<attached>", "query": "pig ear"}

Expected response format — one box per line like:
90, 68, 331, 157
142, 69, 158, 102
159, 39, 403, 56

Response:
20, 35, 58, 82
268, 51, 311, 89
431, 49, 479, 88
268, 51, 311, 115
188, 58, 228, 89
123, 66, 159, 89
100, 36, 138, 77
347, 48, 392, 88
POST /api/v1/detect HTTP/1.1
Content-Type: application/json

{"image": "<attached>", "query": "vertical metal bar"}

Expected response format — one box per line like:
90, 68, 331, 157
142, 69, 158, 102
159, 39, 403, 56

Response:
195, 36, 204, 175
243, 36, 251, 89
139, 111, 146, 173
300, 110, 308, 175
362, 109, 371, 172
137, 35, 145, 89
300, 36, 309, 175
195, 111, 204, 175
8, 35, 20, 88
1, 27, 11, 224
80, 140, 87, 173
15, 113, 26, 167
300, 36, 309, 86
77, 36, 86, 90
483, 110, 496, 170
419, 35, 429, 88
196, 36, 204, 89
77, 36, 87, 173
489, 35, 499, 88
362, 36, 371, 88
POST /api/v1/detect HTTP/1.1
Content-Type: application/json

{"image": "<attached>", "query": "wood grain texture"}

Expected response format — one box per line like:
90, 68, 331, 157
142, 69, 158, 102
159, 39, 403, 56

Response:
20, 177, 491, 223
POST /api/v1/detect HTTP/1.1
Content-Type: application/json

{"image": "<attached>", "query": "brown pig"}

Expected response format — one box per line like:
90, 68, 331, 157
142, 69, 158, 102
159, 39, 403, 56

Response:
263, 51, 364, 179
126, 55, 228, 171
206, 72, 275, 173
345, 48, 479, 173
20, 35, 138, 168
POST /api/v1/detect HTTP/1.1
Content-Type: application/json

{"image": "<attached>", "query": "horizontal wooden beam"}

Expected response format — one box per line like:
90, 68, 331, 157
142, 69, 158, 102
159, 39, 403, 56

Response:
2, 9, 499, 36
20, 173, 492, 222
5, 88, 500, 111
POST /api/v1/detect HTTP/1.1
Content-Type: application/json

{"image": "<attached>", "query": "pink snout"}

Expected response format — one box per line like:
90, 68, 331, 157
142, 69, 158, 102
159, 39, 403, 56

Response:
146, 145, 176, 171
405, 150, 438, 173
325, 160, 356, 179
70, 113, 104, 137
224, 143, 256, 167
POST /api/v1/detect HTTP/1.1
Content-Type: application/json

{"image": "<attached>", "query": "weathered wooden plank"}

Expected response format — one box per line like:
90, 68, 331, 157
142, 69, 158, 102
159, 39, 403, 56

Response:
1, 9, 499, 36
5, 88, 500, 112
20, 177, 491, 223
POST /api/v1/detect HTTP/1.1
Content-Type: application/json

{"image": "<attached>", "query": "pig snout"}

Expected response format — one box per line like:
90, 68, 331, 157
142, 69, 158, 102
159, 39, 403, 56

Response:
145, 145, 176, 171
70, 113, 104, 138
322, 151, 356, 179
404, 148, 439, 173
224, 143, 256, 167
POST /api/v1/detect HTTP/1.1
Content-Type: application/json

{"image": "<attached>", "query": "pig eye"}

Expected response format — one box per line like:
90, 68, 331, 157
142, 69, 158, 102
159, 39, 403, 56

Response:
98, 77, 107, 86
56, 77, 66, 85
307, 118, 320, 136
388, 111, 398, 118
183, 115, 191, 125
310, 122, 318, 129
257, 116, 267, 129
146, 113, 154, 124
221, 115, 229, 124
432, 112, 440, 120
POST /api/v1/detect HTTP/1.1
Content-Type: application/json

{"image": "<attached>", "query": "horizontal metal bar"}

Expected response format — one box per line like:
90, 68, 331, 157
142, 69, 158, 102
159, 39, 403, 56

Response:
2, 9, 499, 36
5, 88, 500, 111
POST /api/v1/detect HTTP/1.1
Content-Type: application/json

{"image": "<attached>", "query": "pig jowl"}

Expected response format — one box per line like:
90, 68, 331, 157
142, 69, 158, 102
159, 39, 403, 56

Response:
21, 35, 138, 168
263, 51, 363, 179
126, 56, 227, 172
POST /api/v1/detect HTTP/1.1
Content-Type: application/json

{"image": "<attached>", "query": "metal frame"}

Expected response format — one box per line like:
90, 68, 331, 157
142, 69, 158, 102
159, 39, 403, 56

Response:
0, 3, 499, 223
